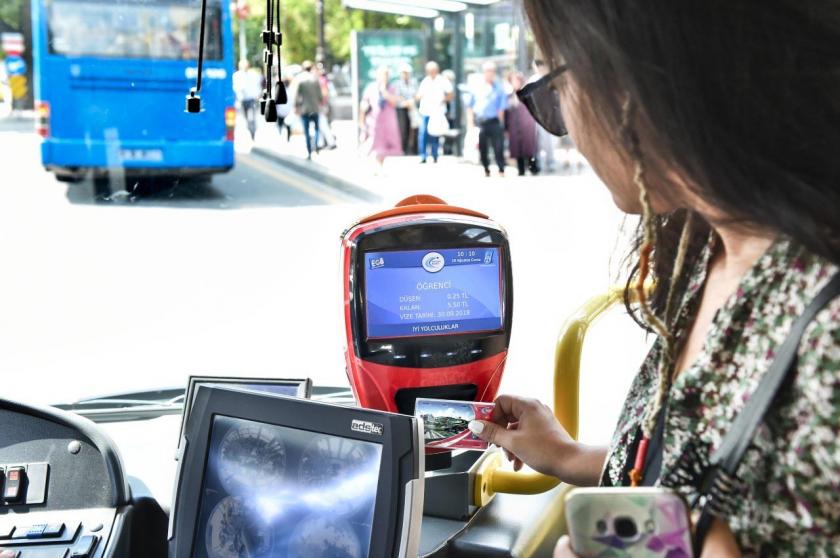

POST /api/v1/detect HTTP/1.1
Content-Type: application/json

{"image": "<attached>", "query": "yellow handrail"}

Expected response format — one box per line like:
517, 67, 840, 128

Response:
474, 285, 639, 502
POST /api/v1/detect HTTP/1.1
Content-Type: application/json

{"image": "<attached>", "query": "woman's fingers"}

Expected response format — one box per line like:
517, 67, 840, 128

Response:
468, 419, 513, 448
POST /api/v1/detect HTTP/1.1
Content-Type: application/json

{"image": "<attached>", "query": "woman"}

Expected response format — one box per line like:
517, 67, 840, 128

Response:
505, 71, 539, 176
467, 2, 840, 557
360, 66, 403, 170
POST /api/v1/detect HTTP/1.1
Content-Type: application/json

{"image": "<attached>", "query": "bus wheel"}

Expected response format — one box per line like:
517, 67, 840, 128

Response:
93, 176, 111, 201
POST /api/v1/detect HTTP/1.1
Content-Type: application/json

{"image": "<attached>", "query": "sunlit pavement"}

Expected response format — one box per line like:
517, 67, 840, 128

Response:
0, 114, 648, 446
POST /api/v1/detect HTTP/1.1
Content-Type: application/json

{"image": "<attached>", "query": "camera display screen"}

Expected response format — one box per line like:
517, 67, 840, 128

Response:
192, 415, 383, 558
364, 247, 503, 338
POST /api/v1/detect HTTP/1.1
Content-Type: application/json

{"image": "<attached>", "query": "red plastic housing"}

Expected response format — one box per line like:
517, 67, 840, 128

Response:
341, 197, 510, 414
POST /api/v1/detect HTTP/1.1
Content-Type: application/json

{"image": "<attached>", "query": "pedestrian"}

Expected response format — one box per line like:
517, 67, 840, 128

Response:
415, 61, 453, 163
316, 62, 337, 150
232, 60, 262, 140
468, 61, 507, 177
505, 71, 539, 176
276, 74, 293, 142
360, 66, 403, 171
395, 63, 418, 155
292, 60, 323, 160
532, 59, 557, 173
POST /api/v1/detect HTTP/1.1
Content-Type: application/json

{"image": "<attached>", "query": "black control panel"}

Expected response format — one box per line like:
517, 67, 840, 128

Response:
0, 399, 133, 558
0, 508, 111, 558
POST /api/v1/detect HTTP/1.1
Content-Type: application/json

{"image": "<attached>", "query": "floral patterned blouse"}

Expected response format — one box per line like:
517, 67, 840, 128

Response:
600, 238, 840, 556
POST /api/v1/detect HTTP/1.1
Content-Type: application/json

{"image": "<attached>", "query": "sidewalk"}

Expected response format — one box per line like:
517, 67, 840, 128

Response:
238, 115, 590, 205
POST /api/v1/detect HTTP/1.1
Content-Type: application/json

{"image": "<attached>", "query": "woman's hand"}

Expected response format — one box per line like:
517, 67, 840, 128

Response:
467, 395, 607, 486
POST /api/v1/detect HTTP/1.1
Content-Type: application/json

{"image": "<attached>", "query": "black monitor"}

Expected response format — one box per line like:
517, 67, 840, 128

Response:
168, 386, 424, 558
176, 376, 312, 452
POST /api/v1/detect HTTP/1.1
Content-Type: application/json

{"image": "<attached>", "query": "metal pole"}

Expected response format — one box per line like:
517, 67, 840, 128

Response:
315, 0, 326, 64
239, 16, 248, 62
452, 11, 464, 157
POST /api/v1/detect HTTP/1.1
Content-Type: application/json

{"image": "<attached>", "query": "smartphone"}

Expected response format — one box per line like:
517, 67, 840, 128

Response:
564, 487, 694, 558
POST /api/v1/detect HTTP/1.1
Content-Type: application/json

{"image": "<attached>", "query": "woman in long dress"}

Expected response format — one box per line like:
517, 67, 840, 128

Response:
505, 72, 539, 176
360, 66, 403, 170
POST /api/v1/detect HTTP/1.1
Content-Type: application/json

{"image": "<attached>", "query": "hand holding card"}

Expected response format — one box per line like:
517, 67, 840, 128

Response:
415, 398, 495, 450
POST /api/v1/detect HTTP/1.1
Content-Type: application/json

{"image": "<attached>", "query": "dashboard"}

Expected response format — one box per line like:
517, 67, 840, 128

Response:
0, 393, 563, 558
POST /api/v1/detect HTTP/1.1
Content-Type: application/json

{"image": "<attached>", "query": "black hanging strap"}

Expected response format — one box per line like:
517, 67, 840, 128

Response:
186, 0, 210, 112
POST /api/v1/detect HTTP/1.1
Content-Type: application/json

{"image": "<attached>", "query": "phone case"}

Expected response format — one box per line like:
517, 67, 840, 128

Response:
564, 487, 693, 558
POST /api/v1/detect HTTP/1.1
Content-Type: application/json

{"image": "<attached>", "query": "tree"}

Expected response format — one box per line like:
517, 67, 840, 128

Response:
0, 0, 25, 32
235, 0, 420, 67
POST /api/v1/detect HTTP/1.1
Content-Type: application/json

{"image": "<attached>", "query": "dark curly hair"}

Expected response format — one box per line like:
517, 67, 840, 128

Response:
522, 0, 840, 329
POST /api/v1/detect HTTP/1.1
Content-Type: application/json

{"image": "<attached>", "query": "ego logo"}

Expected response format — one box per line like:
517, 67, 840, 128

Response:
351, 419, 384, 436
422, 252, 445, 273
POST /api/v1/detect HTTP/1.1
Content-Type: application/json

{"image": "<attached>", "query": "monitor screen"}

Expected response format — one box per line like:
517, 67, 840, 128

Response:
364, 247, 503, 339
192, 415, 383, 558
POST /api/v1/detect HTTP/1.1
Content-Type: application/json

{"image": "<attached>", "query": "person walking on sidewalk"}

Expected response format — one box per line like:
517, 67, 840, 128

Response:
275, 73, 293, 142
293, 61, 323, 160
233, 60, 263, 140
532, 59, 557, 173
316, 62, 337, 150
415, 61, 453, 163
468, 61, 508, 177
360, 66, 403, 171
395, 64, 418, 155
505, 71, 539, 176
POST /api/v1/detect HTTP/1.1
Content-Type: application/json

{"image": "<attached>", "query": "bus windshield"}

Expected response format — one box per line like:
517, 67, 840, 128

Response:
46, 0, 222, 60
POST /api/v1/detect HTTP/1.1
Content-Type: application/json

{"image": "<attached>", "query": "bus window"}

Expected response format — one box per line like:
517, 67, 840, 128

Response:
47, 0, 222, 61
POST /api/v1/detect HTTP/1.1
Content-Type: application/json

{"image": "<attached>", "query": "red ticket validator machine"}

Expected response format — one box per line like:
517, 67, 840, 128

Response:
342, 195, 513, 430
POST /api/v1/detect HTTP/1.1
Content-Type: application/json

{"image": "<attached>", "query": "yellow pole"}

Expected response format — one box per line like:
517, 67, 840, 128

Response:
477, 285, 640, 500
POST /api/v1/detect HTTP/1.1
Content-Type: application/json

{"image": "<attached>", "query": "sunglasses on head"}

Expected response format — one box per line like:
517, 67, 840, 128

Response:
516, 65, 568, 137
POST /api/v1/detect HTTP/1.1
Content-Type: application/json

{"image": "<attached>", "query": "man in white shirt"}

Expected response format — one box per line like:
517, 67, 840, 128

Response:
415, 61, 453, 163
232, 60, 263, 140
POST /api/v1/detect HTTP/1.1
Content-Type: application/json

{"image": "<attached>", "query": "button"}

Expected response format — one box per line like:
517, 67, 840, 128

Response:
25, 524, 46, 539
0, 525, 14, 539
69, 534, 98, 558
42, 523, 64, 538
3, 468, 24, 502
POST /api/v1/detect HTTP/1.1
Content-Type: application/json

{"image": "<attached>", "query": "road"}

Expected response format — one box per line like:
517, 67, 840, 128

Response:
0, 115, 649, 446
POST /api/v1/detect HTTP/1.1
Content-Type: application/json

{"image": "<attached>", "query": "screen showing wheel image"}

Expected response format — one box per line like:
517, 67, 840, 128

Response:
192, 415, 383, 558
364, 247, 503, 339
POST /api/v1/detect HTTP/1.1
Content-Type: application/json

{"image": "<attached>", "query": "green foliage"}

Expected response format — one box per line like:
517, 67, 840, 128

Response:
0, 0, 25, 31
234, 0, 421, 66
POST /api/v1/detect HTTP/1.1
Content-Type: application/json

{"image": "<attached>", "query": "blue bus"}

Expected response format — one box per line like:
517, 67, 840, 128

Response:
31, 0, 235, 182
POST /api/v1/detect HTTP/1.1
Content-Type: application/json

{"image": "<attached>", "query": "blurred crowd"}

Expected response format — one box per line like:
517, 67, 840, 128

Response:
233, 56, 573, 177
